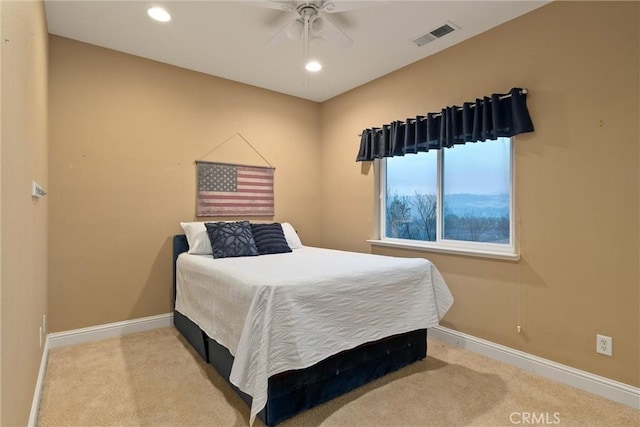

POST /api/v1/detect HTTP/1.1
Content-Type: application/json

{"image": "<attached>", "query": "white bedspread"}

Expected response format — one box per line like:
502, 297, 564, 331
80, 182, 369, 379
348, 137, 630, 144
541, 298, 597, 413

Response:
175, 246, 453, 424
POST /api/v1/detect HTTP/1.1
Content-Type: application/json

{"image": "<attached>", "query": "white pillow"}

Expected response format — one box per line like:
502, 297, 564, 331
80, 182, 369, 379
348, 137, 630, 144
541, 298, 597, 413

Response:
180, 222, 212, 255
281, 222, 303, 249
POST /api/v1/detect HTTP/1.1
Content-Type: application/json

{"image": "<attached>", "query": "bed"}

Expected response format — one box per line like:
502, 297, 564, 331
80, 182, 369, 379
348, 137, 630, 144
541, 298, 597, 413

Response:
172, 228, 453, 426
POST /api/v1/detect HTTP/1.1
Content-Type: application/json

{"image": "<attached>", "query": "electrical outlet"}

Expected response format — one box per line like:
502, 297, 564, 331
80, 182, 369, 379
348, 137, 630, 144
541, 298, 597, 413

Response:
596, 334, 612, 356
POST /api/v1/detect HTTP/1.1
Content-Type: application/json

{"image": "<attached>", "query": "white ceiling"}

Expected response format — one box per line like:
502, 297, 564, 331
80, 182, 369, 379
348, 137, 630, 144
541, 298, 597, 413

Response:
44, 0, 548, 102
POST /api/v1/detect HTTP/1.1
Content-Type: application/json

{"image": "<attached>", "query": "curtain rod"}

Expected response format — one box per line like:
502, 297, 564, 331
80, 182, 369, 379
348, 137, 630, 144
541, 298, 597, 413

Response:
358, 88, 528, 136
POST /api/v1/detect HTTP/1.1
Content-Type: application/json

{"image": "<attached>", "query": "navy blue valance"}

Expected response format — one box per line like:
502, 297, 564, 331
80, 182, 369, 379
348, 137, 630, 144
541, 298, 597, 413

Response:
355, 87, 534, 162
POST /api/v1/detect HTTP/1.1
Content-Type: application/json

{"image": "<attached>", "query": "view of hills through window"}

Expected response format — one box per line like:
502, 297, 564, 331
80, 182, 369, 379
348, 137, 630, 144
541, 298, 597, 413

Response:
385, 138, 511, 244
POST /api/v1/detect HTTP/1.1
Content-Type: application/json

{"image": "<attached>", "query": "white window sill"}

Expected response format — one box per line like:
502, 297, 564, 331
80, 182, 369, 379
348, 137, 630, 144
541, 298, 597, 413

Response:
367, 239, 520, 261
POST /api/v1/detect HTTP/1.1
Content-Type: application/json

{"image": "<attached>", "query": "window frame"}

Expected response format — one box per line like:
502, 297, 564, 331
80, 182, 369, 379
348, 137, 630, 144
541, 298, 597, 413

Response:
373, 138, 519, 261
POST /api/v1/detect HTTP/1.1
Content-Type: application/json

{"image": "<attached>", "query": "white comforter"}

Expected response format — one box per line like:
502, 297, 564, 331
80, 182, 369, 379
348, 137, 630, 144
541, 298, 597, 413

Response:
175, 246, 453, 424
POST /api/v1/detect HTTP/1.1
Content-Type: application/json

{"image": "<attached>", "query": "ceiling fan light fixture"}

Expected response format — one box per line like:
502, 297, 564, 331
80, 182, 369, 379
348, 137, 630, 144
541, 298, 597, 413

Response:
147, 7, 171, 22
286, 20, 304, 40
305, 60, 322, 72
310, 16, 325, 37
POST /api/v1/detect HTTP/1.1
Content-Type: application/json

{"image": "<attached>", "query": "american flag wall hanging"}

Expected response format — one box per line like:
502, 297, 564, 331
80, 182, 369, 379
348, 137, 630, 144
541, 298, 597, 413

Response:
196, 161, 275, 217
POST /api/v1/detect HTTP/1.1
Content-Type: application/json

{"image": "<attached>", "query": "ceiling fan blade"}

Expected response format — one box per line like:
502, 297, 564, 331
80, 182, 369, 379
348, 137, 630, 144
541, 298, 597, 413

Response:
251, 0, 297, 12
320, 1, 390, 14
265, 18, 302, 47
320, 15, 353, 49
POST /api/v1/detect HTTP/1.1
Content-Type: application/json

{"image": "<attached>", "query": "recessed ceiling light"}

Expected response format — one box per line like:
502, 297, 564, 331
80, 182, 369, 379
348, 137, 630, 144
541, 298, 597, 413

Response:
147, 7, 171, 22
305, 61, 322, 72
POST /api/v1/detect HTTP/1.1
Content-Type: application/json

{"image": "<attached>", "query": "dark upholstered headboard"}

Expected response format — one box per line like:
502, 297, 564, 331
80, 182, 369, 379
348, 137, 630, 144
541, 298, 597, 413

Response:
172, 234, 189, 305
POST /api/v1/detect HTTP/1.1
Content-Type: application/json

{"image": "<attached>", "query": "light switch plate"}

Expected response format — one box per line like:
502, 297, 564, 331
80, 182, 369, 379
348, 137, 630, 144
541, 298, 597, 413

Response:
31, 181, 47, 198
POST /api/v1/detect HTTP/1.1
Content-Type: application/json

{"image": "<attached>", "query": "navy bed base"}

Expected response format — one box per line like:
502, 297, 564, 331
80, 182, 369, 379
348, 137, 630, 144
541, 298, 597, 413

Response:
172, 234, 427, 426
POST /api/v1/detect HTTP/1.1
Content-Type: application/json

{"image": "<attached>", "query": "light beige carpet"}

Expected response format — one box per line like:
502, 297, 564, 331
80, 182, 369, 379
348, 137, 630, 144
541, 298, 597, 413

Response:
37, 327, 639, 426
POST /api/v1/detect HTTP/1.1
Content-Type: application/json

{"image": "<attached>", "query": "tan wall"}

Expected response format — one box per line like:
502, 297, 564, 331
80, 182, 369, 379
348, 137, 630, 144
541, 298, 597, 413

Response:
0, 0, 49, 425
319, 1, 639, 387
48, 36, 322, 333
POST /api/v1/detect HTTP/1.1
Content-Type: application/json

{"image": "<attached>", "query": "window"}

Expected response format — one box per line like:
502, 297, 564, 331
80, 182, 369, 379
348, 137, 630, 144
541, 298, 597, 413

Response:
379, 137, 515, 257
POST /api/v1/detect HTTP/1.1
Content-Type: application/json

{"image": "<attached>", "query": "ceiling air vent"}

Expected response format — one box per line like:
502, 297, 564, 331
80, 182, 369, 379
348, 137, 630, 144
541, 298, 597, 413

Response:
412, 21, 459, 47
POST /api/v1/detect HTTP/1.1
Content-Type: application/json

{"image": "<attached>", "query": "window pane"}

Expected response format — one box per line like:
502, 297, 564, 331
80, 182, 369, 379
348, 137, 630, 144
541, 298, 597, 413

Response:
385, 152, 437, 241
442, 138, 511, 243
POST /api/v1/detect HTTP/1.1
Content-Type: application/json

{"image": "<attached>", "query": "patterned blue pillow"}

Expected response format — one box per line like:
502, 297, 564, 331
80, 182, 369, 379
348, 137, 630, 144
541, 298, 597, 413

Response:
205, 221, 259, 259
250, 223, 292, 255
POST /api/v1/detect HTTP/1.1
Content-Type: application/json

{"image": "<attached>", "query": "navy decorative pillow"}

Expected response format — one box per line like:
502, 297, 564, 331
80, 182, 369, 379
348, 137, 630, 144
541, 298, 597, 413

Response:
205, 221, 259, 259
250, 223, 292, 255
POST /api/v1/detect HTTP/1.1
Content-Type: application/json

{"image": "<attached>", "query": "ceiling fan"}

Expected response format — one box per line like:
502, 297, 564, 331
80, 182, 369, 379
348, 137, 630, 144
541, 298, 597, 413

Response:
262, 1, 354, 51
250, 0, 381, 79
249, 0, 383, 84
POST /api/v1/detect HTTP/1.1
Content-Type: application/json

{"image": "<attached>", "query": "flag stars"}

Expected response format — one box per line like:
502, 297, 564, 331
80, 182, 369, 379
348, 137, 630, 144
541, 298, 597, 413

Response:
198, 163, 237, 192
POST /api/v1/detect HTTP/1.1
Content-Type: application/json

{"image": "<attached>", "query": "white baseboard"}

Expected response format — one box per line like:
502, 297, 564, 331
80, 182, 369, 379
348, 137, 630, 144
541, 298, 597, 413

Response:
47, 313, 173, 349
29, 313, 174, 426
28, 336, 50, 427
429, 325, 640, 410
